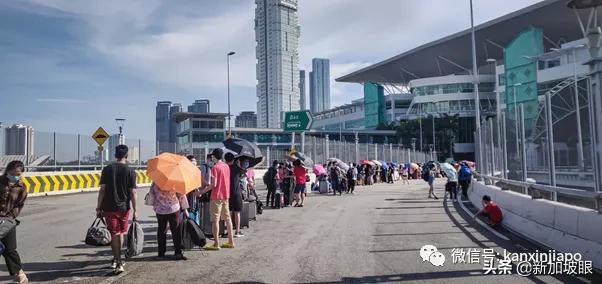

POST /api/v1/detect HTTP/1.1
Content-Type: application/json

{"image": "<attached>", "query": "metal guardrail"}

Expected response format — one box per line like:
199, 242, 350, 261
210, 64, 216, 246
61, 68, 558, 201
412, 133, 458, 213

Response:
23, 165, 148, 172
475, 172, 602, 212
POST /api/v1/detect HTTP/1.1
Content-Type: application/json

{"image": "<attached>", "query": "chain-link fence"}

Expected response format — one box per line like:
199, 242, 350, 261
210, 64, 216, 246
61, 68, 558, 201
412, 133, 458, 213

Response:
0, 130, 155, 171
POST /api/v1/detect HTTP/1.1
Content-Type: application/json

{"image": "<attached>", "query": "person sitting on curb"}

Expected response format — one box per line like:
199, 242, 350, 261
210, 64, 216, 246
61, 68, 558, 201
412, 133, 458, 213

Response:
474, 195, 503, 227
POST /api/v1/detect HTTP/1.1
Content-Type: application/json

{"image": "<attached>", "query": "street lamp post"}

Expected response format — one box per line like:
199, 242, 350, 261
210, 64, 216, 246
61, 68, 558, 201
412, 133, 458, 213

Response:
470, 0, 483, 172
115, 118, 126, 145
227, 51, 236, 137
567, 0, 602, 195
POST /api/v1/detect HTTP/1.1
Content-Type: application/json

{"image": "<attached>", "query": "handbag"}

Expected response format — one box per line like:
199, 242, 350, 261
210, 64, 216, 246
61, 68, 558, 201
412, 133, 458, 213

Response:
85, 217, 112, 246
124, 219, 144, 258
0, 217, 17, 239
144, 191, 154, 206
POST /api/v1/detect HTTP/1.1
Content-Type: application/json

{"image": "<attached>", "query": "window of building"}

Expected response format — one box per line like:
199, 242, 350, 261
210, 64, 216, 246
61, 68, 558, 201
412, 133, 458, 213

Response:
498, 73, 506, 86
385, 101, 392, 110
395, 100, 411, 109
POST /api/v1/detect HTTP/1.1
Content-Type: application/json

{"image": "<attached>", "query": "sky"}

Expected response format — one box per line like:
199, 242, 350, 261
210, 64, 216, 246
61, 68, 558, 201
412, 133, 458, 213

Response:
0, 0, 544, 143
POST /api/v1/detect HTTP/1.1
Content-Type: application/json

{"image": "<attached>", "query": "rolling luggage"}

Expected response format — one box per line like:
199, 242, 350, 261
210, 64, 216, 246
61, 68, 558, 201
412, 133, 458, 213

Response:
319, 180, 329, 194
248, 201, 257, 221
200, 202, 225, 237
239, 202, 250, 228
274, 192, 283, 209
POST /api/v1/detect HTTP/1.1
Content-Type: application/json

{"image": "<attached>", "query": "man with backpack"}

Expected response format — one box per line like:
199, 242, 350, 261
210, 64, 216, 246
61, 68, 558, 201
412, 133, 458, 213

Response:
458, 162, 473, 200
263, 160, 278, 208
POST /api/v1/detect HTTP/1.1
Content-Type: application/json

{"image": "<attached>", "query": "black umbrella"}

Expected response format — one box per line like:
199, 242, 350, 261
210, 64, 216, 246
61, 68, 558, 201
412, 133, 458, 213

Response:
288, 150, 314, 168
222, 138, 264, 167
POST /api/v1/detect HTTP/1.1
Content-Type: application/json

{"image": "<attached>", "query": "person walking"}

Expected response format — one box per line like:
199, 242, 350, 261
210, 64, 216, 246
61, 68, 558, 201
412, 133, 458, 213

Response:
292, 159, 307, 207
427, 164, 439, 200
225, 153, 245, 237
149, 182, 189, 260
264, 161, 278, 207
445, 164, 459, 202
96, 145, 138, 275
349, 163, 357, 193
330, 165, 341, 196
197, 148, 235, 250
458, 162, 473, 200
0, 161, 28, 284
401, 167, 409, 185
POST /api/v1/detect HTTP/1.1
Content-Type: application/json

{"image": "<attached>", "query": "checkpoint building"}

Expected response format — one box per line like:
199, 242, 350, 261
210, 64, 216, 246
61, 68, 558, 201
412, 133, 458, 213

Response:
336, 0, 592, 174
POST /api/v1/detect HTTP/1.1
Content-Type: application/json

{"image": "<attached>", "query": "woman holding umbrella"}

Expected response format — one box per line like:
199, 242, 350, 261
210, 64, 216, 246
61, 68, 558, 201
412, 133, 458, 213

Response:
147, 153, 199, 260
149, 182, 189, 260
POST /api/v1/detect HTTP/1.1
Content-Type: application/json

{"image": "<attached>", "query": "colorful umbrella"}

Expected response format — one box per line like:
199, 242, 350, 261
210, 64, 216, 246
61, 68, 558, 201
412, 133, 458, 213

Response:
147, 153, 202, 195
441, 162, 457, 180
312, 164, 326, 175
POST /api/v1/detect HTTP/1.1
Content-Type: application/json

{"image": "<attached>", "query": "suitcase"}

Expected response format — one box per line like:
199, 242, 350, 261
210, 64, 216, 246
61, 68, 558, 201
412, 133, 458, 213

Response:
274, 192, 283, 209
240, 202, 250, 228
248, 201, 257, 221
319, 180, 329, 194
200, 202, 225, 238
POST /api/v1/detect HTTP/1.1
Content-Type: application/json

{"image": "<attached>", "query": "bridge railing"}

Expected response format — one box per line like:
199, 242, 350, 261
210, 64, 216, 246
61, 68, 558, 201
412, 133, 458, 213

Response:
475, 172, 602, 212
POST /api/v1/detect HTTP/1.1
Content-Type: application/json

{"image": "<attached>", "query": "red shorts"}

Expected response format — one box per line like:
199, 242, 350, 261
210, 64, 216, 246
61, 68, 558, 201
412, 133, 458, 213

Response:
103, 210, 130, 235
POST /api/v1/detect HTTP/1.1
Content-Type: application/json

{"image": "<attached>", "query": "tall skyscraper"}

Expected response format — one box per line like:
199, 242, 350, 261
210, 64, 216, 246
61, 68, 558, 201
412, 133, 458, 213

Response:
255, 0, 301, 128
188, 99, 210, 113
156, 101, 181, 154
4, 124, 34, 158
235, 111, 258, 128
108, 134, 122, 161
310, 58, 331, 113
299, 70, 306, 110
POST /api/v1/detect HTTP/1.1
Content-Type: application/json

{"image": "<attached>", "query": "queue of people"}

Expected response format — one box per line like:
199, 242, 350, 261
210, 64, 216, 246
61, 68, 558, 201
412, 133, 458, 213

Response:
0, 142, 493, 282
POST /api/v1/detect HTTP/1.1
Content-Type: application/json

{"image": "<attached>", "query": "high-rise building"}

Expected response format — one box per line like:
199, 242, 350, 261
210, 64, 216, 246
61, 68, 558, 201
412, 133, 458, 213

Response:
107, 134, 123, 161
299, 70, 306, 110
310, 58, 331, 113
4, 124, 34, 157
188, 99, 210, 113
156, 101, 181, 154
235, 111, 258, 128
255, 0, 301, 128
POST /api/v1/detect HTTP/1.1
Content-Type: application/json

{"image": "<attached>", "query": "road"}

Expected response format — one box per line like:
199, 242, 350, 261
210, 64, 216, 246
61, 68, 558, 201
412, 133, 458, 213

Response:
0, 180, 597, 283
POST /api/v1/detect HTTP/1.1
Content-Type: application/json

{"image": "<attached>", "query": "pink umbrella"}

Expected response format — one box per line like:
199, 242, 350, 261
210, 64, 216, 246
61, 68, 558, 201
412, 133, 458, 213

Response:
312, 164, 326, 175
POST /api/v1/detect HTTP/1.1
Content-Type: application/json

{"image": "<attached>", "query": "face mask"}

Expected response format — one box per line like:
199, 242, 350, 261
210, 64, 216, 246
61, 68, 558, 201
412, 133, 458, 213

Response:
7, 175, 20, 183
207, 161, 214, 167
243, 161, 250, 169
191, 160, 197, 166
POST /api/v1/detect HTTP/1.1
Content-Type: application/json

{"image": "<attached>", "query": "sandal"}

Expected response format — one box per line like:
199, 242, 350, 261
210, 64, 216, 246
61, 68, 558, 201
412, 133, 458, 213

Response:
220, 243, 235, 249
204, 244, 221, 251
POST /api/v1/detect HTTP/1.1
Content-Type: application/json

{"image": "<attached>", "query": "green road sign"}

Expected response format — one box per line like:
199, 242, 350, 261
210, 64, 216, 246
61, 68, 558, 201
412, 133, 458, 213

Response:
284, 111, 313, 131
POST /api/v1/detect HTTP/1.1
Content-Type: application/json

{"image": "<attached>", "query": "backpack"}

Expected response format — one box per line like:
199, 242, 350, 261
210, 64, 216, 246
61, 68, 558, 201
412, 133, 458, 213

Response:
263, 167, 275, 185
459, 166, 472, 180
421, 164, 431, 182
256, 200, 264, 214
85, 217, 111, 246
181, 216, 206, 249
125, 220, 144, 258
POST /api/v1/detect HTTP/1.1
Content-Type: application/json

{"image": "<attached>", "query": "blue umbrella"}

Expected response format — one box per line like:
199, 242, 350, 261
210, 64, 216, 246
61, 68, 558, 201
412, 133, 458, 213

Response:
379, 161, 389, 170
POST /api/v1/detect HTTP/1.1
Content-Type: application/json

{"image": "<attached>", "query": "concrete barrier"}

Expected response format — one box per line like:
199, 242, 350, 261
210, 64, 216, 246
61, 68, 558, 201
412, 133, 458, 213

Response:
21, 171, 152, 195
469, 181, 602, 270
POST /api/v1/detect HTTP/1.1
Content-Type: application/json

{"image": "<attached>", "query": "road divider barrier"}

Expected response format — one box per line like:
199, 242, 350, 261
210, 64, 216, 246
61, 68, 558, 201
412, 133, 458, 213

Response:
21, 171, 152, 195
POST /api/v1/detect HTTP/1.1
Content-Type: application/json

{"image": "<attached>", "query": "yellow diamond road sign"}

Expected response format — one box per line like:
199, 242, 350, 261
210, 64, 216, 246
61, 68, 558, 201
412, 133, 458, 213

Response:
92, 127, 109, 146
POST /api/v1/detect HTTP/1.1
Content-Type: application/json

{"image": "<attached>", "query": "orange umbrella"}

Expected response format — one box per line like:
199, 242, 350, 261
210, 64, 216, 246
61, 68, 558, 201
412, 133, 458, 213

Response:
146, 153, 202, 195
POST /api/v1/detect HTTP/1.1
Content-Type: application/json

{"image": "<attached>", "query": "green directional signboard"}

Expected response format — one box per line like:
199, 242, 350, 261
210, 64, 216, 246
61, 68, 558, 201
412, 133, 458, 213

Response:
504, 26, 543, 125
284, 110, 313, 132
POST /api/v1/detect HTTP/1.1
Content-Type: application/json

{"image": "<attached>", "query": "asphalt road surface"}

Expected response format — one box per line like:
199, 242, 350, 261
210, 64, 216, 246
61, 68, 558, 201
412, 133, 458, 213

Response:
0, 180, 597, 283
